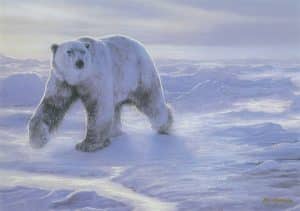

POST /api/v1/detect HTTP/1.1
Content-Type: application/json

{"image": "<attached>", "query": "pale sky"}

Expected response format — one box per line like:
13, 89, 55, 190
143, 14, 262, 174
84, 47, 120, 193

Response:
0, 0, 299, 59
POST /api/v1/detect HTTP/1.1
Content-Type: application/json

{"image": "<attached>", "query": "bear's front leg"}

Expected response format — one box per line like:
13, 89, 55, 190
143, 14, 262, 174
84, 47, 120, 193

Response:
28, 75, 78, 149
29, 113, 50, 148
76, 99, 113, 152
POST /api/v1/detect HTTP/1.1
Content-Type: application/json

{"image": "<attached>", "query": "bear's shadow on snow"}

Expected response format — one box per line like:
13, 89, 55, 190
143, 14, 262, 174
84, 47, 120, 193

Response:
49, 132, 196, 166
0, 133, 194, 179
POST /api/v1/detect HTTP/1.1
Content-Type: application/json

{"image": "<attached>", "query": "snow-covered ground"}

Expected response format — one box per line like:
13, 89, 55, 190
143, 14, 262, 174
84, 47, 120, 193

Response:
0, 54, 300, 210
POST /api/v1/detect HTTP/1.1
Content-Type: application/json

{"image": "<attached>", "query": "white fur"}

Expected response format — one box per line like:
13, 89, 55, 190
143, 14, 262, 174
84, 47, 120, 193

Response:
53, 41, 93, 85
29, 35, 172, 152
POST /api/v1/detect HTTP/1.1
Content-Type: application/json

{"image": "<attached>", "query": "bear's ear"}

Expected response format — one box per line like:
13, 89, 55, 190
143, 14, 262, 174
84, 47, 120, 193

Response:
51, 44, 59, 54
85, 43, 90, 49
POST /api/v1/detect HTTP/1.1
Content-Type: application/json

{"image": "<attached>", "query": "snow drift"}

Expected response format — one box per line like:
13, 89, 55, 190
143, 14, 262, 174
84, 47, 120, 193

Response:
0, 55, 300, 211
0, 73, 44, 106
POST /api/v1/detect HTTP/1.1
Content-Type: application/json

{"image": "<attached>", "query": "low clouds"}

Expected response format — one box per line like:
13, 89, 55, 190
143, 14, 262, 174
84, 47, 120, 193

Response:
0, 0, 299, 58
171, 0, 300, 18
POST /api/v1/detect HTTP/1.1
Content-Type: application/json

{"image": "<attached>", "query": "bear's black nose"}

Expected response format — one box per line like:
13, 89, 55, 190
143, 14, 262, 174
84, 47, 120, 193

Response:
75, 60, 84, 69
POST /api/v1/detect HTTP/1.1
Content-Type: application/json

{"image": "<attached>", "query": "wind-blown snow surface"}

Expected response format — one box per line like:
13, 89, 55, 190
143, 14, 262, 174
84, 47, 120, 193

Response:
0, 55, 300, 210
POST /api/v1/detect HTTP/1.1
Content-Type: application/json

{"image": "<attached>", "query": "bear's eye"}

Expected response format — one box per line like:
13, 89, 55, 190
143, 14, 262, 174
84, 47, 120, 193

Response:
66, 50, 72, 56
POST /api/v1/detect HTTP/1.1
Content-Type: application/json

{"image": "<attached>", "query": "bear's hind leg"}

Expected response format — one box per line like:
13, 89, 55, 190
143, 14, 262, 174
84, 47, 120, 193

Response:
134, 88, 173, 134
109, 104, 124, 137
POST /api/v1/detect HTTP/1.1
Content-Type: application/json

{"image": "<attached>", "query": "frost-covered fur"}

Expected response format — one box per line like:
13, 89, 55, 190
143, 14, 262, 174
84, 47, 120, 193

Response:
28, 35, 173, 152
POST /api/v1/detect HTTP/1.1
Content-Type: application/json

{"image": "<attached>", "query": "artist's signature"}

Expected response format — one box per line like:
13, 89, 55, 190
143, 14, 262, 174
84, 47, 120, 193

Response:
263, 197, 293, 205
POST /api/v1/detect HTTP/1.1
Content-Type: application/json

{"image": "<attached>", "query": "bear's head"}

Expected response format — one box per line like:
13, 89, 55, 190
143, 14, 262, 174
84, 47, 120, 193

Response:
51, 40, 92, 85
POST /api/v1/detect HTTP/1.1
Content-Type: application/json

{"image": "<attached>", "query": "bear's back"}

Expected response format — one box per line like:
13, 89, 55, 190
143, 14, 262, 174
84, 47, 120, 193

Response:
99, 35, 146, 103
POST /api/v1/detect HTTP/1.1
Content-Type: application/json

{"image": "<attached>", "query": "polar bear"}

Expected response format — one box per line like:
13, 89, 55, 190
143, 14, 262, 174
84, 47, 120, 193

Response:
28, 35, 173, 152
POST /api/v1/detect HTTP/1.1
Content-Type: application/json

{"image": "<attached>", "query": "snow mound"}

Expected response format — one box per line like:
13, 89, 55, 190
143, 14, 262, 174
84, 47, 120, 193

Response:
217, 123, 298, 145
51, 190, 130, 210
0, 73, 44, 106
162, 68, 295, 112
287, 204, 300, 211
289, 95, 300, 113
0, 54, 49, 78
255, 142, 300, 160
247, 160, 280, 174
0, 186, 131, 211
